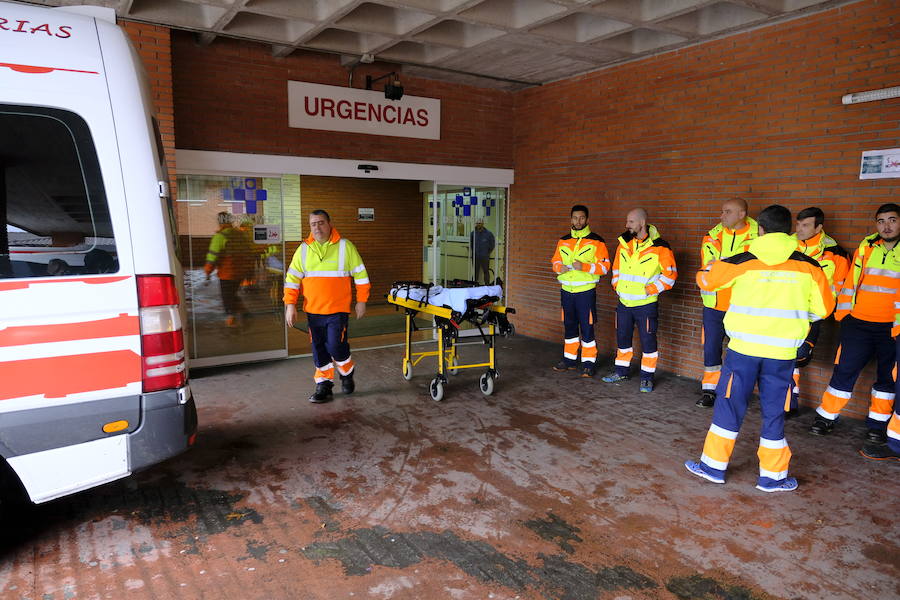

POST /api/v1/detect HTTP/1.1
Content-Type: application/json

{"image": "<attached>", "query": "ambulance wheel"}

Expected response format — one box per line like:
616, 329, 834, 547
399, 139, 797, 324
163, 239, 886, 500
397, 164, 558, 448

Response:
479, 373, 494, 396
430, 379, 444, 402
447, 356, 459, 376
402, 360, 413, 381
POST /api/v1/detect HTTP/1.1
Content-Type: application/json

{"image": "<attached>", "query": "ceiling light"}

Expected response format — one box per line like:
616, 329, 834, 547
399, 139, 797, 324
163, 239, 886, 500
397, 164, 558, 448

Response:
841, 86, 900, 105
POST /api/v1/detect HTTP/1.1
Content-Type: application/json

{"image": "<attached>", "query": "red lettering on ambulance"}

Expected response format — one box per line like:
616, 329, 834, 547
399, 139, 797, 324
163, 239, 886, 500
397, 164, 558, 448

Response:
30, 23, 52, 36
13, 20, 29, 32
55, 25, 71, 38
0, 18, 9, 31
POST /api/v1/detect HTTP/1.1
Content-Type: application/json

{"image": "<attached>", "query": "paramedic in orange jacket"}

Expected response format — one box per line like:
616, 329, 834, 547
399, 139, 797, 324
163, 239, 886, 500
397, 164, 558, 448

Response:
788, 207, 849, 414
550, 204, 610, 377
686, 205, 834, 492
697, 198, 758, 408
284, 210, 371, 404
601, 208, 677, 393
810, 203, 900, 445
204, 211, 255, 327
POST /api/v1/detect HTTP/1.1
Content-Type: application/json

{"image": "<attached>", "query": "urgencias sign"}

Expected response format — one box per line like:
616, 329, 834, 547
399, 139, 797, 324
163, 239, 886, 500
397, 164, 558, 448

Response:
288, 81, 440, 140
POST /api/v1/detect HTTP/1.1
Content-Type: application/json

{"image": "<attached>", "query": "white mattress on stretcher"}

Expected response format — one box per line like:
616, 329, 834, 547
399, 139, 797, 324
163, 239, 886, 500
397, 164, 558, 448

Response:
390, 285, 502, 313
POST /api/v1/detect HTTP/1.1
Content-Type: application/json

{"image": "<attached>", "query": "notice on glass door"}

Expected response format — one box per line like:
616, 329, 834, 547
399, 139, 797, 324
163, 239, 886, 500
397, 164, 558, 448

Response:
281, 174, 303, 241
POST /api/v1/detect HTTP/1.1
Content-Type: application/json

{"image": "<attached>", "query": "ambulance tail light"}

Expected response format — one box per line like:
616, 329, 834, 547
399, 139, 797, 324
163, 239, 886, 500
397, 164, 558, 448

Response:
137, 275, 186, 393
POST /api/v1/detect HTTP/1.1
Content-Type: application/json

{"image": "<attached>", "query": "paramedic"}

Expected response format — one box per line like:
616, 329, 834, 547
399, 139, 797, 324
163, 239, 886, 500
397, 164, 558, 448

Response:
686, 204, 833, 492
284, 210, 370, 404
601, 208, 677, 392
810, 203, 900, 446
550, 204, 610, 378
789, 207, 849, 414
204, 211, 255, 327
696, 198, 758, 408
861, 288, 900, 461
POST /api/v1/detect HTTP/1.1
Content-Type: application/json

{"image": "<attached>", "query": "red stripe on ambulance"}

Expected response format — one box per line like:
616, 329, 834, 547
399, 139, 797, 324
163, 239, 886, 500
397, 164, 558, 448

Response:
0, 314, 139, 347
0, 275, 130, 292
0, 350, 140, 400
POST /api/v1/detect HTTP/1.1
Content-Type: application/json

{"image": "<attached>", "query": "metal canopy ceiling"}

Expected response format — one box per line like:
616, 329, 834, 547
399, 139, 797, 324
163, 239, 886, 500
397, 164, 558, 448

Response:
26, 0, 854, 89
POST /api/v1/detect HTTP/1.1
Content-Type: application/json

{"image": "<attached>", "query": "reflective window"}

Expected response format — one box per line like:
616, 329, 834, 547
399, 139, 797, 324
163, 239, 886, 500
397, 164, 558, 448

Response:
0, 105, 116, 279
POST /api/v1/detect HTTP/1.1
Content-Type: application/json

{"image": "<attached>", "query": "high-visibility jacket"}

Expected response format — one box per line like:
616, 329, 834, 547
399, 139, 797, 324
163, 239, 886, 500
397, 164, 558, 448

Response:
835, 233, 900, 323
551, 226, 610, 293
697, 233, 834, 360
611, 224, 677, 307
204, 225, 256, 281
795, 230, 850, 299
700, 217, 758, 310
283, 228, 371, 315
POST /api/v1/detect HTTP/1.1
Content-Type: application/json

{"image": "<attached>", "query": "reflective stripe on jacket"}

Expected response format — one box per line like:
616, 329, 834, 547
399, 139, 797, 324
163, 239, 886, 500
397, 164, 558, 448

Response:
697, 233, 834, 360
835, 233, 900, 323
611, 224, 677, 307
283, 228, 371, 314
795, 230, 850, 300
551, 226, 610, 293
699, 217, 758, 310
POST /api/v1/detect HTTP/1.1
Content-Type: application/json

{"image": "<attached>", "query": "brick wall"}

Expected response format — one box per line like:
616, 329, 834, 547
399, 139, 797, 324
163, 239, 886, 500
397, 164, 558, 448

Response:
285, 177, 423, 304
508, 0, 900, 418
171, 31, 513, 169
121, 22, 176, 198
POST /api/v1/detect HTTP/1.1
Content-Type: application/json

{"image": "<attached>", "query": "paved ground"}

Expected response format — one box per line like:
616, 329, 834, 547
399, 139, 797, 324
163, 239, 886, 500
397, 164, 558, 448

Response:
1, 337, 897, 600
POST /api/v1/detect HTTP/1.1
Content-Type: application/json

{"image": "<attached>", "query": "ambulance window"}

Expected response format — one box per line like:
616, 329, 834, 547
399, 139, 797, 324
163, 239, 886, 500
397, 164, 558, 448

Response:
0, 105, 117, 279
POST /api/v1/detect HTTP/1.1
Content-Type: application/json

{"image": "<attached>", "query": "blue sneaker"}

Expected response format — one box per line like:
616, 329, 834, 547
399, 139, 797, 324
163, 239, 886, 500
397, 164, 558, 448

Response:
684, 460, 725, 484
639, 379, 654, 393
756, 477, 798, 493
601, 373, 629, 383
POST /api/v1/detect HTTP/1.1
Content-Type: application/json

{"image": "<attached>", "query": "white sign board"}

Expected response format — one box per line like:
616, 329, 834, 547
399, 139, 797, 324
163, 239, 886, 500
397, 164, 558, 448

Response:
288, 81, 440, 140
860, 148, 900, 179
253, 224, 281, 244
358, 208, 375, 222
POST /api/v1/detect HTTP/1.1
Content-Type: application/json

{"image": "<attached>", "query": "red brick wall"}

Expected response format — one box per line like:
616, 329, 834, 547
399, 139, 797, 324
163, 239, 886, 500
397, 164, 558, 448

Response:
121, 22, 176, 198
171, 31, 513, 169
509, 0, 900, 419
284, 177, 423, 304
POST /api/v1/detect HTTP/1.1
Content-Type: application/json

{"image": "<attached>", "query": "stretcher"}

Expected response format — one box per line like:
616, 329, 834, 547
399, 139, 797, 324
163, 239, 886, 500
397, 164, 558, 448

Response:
387, 280, 516, 402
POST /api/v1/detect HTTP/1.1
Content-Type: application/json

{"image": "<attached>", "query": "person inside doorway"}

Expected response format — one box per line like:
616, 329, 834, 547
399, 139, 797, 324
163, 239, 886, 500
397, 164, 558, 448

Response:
470, 218, 495, 285
204, 211, 255, 327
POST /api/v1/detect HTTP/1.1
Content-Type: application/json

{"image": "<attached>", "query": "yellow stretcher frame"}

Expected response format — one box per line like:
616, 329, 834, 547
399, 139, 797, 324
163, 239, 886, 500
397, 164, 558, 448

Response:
387, 294, 515, 402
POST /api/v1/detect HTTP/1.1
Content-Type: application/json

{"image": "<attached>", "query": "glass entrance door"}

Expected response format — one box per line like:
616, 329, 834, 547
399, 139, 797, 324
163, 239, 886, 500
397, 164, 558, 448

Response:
176, 174, 288, 366
424, 184, 506, 286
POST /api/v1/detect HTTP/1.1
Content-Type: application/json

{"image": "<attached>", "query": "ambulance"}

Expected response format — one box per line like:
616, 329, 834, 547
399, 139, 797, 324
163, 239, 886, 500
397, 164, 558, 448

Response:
0, 1, 197, 509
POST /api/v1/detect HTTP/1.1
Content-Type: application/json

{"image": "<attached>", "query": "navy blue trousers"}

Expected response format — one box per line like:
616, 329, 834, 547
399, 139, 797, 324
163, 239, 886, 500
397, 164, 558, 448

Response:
308, 312, 351, 379
703, 307, 726, 367
615, 302, 658, 380
561, 288, 597, 366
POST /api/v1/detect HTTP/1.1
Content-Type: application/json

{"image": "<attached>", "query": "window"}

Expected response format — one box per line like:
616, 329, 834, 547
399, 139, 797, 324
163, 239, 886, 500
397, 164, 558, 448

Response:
0, 104, 117, 279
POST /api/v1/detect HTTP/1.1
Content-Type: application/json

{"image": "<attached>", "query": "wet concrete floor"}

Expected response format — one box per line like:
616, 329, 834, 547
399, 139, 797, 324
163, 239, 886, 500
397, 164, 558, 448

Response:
1, 337, 897, 599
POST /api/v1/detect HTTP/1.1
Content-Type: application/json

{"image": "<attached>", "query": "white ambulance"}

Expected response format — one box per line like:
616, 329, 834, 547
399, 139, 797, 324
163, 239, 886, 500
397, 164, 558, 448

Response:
0, 1, 197, 508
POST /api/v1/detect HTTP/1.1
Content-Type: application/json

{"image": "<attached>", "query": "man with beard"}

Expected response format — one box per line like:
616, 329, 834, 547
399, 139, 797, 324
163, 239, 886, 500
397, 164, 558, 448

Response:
811, 203, 900, 448
550, 204, 610, 377
697, 198, 758, 408
602, 208, 677, 392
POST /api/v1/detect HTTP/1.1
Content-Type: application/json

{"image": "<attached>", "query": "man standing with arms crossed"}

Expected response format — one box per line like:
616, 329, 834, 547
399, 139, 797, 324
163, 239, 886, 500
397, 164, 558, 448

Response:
789, 207, 849, 414
686, 205, 833, 492
697, 198, 758, 408
550, 204, 610, 377
810, 203, 900, 446
601, 208, 677, 392
284, 210, 370, 404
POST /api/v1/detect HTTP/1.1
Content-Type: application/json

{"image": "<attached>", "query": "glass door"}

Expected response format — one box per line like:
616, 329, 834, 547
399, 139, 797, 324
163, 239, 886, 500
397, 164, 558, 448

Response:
176, 174, 288, 366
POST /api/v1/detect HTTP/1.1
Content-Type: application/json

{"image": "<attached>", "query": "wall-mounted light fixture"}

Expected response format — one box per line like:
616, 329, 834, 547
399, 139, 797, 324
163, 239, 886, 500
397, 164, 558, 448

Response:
842, 85, 900, 105
358, 164, 379, 173
366, 72, 404, 100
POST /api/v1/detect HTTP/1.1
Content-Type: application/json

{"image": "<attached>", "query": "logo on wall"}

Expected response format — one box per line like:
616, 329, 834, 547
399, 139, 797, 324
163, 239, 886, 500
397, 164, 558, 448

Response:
288, 81, 441, 140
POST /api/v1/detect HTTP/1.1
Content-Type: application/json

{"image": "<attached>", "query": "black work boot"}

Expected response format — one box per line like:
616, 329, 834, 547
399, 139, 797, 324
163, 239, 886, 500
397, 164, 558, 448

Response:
865, 428, 887, 445
308, 382, 334, 404
696, 390, 715, 408
809, 415, 835, 436
340, 372, 355, 394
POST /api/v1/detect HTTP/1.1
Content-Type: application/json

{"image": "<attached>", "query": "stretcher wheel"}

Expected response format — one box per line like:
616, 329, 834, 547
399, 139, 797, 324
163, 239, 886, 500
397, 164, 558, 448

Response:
447, 356, 459, 376
479, 373, 494, 396
430, 378, 444, 402
504, 323, 516, 338
402, 359, 413, 381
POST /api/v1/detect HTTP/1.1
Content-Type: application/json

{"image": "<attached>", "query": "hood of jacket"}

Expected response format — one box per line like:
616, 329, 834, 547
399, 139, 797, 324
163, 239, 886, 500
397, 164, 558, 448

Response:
618, 224, 660, 247
707, 216, 758, 239
748, 232, 797, 266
